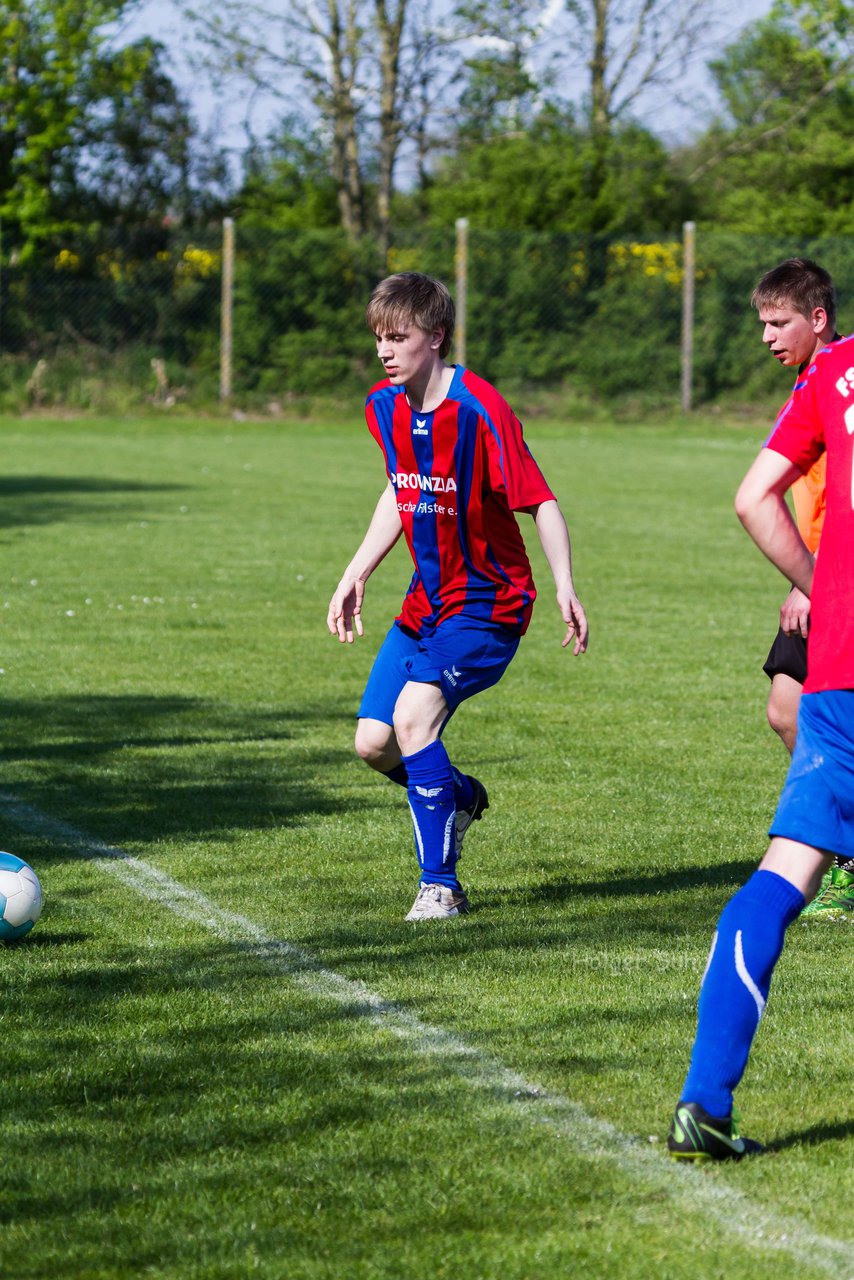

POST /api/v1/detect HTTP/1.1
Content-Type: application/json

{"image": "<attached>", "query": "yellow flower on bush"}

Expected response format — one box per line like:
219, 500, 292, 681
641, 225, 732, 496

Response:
95, 251, 129, 283
177, 246, 219, 279
54, 249, 81, 272
566, 248, 588, 294
609, 242, 684, 286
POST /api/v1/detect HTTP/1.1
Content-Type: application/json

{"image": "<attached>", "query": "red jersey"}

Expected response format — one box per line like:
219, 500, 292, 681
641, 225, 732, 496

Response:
766, 334, 854, 692
366, 366, 555, 636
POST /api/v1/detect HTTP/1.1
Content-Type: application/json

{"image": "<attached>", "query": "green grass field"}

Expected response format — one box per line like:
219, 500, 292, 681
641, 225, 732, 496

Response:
1, 410, 853, 1279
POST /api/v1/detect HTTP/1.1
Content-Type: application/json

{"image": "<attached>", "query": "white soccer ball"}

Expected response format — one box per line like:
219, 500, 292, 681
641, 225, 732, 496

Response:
0, 851, 43, 941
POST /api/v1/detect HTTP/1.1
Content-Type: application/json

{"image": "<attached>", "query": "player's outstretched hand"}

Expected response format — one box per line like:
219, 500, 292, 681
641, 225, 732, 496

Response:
327, 576, 365, 644
780, 585, 810, 639
559, 590, 589, 655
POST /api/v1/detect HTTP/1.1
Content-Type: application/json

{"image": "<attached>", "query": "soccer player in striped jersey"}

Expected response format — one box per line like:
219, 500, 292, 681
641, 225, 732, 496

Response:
327, 272, 588, 921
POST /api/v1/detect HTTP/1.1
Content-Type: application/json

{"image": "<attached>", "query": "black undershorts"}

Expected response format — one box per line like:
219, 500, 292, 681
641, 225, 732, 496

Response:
763, 625, 808, 685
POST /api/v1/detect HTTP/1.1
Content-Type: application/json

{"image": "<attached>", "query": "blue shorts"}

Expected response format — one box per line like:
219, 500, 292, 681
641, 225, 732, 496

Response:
769, 690, 854, 858
358, 619, 520, 727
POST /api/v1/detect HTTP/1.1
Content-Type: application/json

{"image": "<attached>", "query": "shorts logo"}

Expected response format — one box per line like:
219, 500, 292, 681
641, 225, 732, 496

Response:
443, 665, 463, 687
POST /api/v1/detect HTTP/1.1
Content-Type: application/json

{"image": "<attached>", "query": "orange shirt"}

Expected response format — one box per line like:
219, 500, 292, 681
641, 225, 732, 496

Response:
791, 453, 826, 554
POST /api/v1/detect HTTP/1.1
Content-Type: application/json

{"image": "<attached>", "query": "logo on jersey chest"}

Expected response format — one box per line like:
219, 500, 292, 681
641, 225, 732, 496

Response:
412, 417, 429, 436
392, 471, 458, 493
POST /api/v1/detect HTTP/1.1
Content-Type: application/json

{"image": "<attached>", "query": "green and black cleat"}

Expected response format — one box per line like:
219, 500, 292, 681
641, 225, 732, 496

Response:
801, 865, 854, 919
667, 1101, 764, 1162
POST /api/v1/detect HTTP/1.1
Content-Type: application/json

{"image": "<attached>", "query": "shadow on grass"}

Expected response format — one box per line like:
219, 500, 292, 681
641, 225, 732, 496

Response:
0, 475, 186, 531
0, 939, 483, 1233
525, 860, 757, 903
767, 1118, 854, 1153
0, 693, 369, 858
13, 931, 89, 948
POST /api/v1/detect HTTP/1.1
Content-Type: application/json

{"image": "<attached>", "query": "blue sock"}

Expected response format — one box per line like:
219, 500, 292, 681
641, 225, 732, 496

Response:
681, 870, 804, 1118
384, 761, 475, 812
451, 766, 475, 812
400, 741, 460, 890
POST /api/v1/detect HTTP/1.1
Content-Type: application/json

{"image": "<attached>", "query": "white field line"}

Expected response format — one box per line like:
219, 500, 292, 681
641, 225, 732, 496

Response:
2, 792, 852, 1279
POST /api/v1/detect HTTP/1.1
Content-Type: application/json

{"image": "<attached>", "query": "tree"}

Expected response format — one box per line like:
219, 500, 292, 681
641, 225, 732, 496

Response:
181, 0, 412, 254
443, 0, 721, 230
177, 0, 726, 243
683, 0, 854, 233
0, 0, 130, 251
0, 3, 219, 254
73, 39, 229, 226
412, 107, 684, 233
563, 0, 714, 139
237, 122, 342, 229
450, 0, 543, 143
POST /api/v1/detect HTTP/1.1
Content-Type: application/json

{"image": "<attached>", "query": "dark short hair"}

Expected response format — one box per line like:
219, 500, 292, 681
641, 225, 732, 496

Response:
366, 272, 455, 359
751, 258, 836, 328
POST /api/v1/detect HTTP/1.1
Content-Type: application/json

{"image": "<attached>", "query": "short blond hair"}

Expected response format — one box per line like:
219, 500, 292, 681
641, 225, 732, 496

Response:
366, 272, 455, 359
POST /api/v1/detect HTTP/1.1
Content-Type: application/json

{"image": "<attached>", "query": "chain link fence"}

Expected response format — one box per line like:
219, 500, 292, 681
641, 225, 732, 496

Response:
3, 223, 854, 412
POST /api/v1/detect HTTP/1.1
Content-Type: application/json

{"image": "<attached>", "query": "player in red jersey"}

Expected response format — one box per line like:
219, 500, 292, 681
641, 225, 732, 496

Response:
750, 259, 853, 917
327, 272, 588, 920
668, 332, 854, 1160
752, 260, 835, 753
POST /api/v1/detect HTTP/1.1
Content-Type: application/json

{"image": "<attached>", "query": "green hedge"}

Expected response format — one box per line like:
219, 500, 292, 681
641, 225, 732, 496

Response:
3, 225, 853, 408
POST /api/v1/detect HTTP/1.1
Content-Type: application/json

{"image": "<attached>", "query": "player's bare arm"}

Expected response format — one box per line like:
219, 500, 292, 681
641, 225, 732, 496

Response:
327, 482, 403, 643
735, 448, 815, 597
527, 499, 589, 655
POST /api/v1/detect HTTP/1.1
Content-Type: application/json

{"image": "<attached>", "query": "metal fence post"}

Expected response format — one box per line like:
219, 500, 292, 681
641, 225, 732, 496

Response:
455, 217, 469, 368
681, 220, 696, 412
220, 217, 235, 403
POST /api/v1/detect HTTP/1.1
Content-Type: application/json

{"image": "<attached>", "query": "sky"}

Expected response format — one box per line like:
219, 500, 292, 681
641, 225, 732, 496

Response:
122, 0, 777, 174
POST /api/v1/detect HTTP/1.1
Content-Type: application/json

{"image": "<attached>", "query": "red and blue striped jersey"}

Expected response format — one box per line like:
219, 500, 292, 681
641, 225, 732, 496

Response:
365, 365, 555, 636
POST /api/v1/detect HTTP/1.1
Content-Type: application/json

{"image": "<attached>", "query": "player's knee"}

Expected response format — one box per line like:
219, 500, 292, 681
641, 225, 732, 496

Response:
392, 684, 448, 756
391, 705, 415, 751
354, 719, 392, 767
392, 703, 433, 755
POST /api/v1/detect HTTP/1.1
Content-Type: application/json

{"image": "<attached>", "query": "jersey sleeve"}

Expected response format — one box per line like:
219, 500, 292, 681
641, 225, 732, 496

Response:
365, 382, 397, 475
484, 403, 556, 510
365, 396, 383, 453
765, 367, 826, 475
